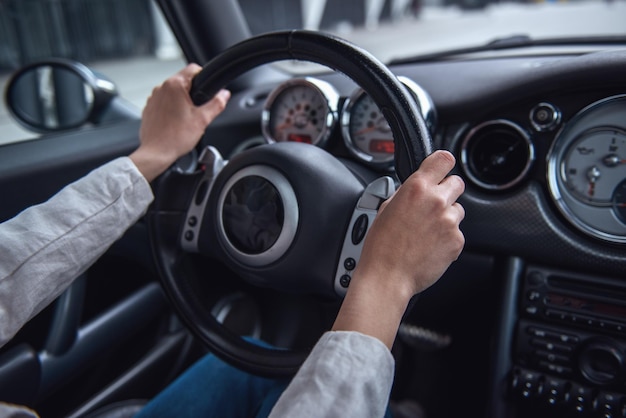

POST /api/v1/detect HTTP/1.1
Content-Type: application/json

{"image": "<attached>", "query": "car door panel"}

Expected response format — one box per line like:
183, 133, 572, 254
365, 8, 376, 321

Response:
0, 106, 200, 415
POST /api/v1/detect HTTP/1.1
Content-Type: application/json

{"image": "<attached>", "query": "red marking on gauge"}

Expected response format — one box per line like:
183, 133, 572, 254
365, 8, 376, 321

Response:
287, 134, 312, 144
369, 140, 394, 154
588, 181, 595, 197
355, 126, 377, 136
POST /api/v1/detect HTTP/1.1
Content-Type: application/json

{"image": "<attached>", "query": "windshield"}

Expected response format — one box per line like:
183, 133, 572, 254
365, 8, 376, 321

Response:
0, 0, 624, 145
238, 0, 626, 63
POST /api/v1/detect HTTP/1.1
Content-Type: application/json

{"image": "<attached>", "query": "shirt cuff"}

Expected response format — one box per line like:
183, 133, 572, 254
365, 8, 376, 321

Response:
269, 330, 394, 418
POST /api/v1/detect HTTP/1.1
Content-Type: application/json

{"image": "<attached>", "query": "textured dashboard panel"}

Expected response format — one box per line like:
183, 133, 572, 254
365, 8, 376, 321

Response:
460, 182, 626, 277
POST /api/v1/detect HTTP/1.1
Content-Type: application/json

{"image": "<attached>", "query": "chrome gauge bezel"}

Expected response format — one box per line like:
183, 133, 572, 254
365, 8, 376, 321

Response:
261, 77, 339, 148
398, 76, 437, 134
340, 76, 436, 167
547, 94, 626, 244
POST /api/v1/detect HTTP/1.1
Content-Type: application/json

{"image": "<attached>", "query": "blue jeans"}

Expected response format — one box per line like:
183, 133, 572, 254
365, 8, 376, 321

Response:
136, 345, 394, 417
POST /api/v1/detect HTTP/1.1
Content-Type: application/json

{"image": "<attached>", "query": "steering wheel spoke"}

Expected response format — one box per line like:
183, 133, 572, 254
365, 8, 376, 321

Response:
334, 176, 396, 296
181, 146, 226, 253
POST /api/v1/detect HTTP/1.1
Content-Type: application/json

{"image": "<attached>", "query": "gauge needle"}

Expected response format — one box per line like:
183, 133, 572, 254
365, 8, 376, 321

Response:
355, 125, 379, 136
602, 154, 626, 167
586, 166, 601, 196
588, 181, 596, 197
275, 122, 292, 132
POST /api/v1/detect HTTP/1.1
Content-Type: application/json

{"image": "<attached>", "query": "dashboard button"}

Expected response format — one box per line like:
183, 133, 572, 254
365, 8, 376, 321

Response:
570, 383, 594, 414
595, 392, 623, 417
536, 350, 570, 364
542, 376, 569, 406
344, 258, 356, 271
530, 102, 561, 132
530, 338, 572, 353
339, 275, 351, 288
539, 361, 572, 376
195, 180, 209, 205
351, 214, 369, 245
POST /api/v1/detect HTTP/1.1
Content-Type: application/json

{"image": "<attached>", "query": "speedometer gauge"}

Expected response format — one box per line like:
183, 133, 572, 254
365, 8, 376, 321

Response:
342, 91, 394, 164
547, 94, 626, 244
341, 76, 436, 167
261, 78, 339, 147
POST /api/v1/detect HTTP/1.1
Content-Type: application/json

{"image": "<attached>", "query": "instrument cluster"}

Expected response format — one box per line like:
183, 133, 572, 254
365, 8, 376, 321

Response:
547, 94, 626, 244
261, 76, 436, 168
260, 77, 626, 245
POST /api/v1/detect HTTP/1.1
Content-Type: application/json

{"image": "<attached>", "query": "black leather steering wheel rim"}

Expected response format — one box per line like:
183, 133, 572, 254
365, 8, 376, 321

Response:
151, 30, 432, 377
191, 30, 432, 181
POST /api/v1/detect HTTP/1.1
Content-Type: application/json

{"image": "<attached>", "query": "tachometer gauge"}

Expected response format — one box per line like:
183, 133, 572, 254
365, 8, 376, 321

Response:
261, 78, 339, 147
561, 127, 626, 206
341, 76, 436, 167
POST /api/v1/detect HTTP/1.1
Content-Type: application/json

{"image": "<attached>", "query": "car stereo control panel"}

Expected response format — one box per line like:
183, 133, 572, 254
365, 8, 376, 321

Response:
511, 265, 626, 417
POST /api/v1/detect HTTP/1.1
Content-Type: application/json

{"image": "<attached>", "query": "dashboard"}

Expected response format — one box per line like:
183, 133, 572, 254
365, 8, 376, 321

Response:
247, 51, 626, 252
205, 48, 626, 417
2, 4, 624, 416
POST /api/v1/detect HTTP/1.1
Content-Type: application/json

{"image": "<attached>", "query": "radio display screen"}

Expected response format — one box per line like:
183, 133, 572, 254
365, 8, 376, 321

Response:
546, 292, 626, 319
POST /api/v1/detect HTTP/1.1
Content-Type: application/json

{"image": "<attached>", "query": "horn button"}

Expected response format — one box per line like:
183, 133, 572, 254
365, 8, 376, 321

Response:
217, 165, 298, 267
222, 175, 284, 255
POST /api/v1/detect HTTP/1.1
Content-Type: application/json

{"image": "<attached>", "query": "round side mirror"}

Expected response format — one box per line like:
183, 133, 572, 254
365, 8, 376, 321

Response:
4, 59, 118, 133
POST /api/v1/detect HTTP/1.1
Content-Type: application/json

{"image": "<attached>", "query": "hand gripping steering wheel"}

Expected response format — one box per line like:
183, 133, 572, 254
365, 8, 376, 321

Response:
148, 30, 432, 377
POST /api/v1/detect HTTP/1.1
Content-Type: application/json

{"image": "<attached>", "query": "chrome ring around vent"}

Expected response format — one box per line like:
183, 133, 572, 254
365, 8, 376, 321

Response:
217, 165, 299, 267
460, 119, 535, 191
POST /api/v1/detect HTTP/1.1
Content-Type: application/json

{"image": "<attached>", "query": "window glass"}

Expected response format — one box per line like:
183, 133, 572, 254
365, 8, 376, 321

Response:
237, 0, 626, 62
0, 0, 184, 145
1, 0, 624, 145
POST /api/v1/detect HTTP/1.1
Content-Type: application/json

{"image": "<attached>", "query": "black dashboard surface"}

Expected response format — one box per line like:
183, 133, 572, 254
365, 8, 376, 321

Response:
208, 48, 626, 278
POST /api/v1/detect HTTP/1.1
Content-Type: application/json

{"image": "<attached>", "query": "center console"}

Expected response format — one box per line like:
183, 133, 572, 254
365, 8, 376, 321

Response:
510, 265, 626, 417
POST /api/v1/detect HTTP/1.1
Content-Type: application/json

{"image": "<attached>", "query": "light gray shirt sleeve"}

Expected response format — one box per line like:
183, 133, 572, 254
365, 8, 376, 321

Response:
0, 157, 395, 418
269, 330, 395, 418
0, 157, 153, 348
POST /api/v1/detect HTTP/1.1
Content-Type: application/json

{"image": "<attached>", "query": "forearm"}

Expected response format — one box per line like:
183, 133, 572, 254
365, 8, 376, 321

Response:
269, 268, 408, 417
332, 266, 414, 349
0, 157, 153, 347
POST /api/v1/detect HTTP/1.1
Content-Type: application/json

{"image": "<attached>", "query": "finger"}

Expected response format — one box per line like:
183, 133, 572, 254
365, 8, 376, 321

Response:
170, 64, 203, 93
179, 63, 203, 79
439, 174, 465, 206
200, 89, 231, 112
414, 150, 456, 184
451, 201, 465, 223
197, 89, 231, 123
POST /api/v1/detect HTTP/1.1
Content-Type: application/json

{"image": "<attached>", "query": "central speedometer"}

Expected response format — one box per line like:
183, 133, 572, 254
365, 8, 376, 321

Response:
261, 78, 339, 147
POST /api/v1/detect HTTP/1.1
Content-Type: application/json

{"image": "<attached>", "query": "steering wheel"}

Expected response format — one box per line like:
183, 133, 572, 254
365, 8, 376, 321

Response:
148, 30, 432, 377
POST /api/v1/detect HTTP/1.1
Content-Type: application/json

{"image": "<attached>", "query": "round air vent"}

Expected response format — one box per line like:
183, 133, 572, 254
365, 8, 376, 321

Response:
460, 120, 535, 190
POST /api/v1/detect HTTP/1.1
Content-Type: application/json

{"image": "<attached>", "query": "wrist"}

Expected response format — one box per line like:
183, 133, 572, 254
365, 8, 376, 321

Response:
331, 266, 415, 349
129, 146, 176, 182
